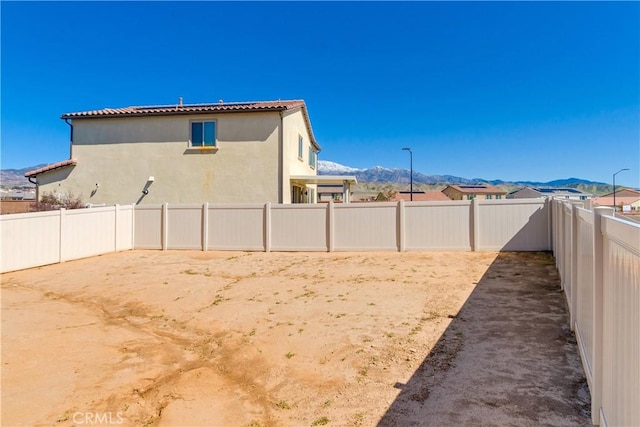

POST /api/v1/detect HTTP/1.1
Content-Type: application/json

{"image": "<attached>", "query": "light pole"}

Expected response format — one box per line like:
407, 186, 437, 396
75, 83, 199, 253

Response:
613, 168, 629, 215
402, 147, 413, 201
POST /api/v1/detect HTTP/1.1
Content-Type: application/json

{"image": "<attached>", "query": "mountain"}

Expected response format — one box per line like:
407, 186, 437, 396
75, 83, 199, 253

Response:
318, 160, 608, 187
0, 161, 610, 191
0, 165, 43, 189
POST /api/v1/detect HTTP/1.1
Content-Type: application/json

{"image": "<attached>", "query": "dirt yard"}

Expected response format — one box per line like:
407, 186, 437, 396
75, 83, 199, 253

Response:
1, 251, 590, 426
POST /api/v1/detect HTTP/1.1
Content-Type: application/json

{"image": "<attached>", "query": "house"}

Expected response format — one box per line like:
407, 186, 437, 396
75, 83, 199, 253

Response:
592, 188, 640, 211
507, 187, 592, 200
391, 191, 451, 202
442, 184, 507, 201
26, 99, 356, 205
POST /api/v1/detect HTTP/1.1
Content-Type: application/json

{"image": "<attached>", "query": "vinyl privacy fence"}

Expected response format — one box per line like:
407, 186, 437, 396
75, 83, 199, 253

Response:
2, 199, 549, 272
133, 199, 551, 252
553, 200, 640, 427
0, 205, 134, 273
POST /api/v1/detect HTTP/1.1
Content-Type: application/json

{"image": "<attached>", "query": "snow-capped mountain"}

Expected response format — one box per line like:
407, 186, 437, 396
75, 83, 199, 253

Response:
317, 160, 607, 187
317, 160, 362, 174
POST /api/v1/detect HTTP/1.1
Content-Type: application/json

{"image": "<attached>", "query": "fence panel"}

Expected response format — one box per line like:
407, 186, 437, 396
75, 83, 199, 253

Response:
271, 204, 327, 251
0, 210, 61, 272
575, 208, 595, 389
334, 203, 398, 251
116, 205, 134, 251
404, 202, 471, 250
207, 204, 265, 250
63, 207, 117, 260
477, 199, 549, 251
134, 205, 163, 249
600, 216, 640, 427
167, 205, 203, 250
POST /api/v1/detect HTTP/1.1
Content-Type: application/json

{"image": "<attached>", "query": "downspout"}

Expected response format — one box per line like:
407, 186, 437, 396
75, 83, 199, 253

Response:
64, 118, 74, 158
27, 175, 39, 207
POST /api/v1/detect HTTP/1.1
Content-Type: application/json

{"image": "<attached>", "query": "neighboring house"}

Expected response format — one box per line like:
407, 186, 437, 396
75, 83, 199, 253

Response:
391, 191, 451, 202
592, 188, 640, 211
25, 99, 343, 205
507, 187, 592, 200
442, 184, 507, 201
598, 188, 640, 199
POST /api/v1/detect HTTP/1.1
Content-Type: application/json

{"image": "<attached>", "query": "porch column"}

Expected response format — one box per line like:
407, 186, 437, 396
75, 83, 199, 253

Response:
343, 180, 351, 204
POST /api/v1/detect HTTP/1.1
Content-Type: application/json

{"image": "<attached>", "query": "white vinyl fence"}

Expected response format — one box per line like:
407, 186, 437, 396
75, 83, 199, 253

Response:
2, 197, 638, 423
0, 205, 134, 273
552, 200, 640, 427
133, 199, 551, 252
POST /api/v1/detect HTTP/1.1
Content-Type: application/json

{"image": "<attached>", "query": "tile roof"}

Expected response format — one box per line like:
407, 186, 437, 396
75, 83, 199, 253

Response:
60, 99, 320, 150
60, 100, 307, 119
445, 184, 507, 195
25, 159, 77, 178
592, 196, 640, 206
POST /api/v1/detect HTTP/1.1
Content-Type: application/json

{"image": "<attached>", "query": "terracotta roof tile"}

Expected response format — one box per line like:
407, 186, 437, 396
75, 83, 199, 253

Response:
25, 159, 77, 177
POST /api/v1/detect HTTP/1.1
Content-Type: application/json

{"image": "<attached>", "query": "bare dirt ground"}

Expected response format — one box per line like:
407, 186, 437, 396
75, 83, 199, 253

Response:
1, 251, 590, 427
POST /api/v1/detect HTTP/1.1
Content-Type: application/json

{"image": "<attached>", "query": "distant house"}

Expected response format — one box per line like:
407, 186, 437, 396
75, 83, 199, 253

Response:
507, 187, 592, 201
26, 100, 356, 205
442, 184, 507, 201
592, 188, 640, 211
391, 191, 451, 202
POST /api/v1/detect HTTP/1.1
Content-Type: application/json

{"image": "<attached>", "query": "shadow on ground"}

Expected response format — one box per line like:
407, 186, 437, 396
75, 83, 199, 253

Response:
378, 252, 592, 427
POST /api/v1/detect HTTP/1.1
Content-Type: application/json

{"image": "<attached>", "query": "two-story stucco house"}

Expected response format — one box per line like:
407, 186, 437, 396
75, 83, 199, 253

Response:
26, 99, 334, 205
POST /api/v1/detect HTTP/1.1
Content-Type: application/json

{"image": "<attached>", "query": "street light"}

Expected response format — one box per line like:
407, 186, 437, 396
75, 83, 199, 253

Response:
402, 147, 413, 201
613, 168, 629, 215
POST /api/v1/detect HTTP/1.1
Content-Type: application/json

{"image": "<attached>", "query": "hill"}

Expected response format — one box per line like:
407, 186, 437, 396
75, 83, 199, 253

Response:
0, 165, 43, 189
318, 160, 612, 195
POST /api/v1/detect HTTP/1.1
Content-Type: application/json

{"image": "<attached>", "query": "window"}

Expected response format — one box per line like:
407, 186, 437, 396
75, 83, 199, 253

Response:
308, 147, 317, 169
191, 121, 216, 147
466, 194, 476, 200
486, 194, 493, 200
298, 135, 304, 160
496, 195, 502, 200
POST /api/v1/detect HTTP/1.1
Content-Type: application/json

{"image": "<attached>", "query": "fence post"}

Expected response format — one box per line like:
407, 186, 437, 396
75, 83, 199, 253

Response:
327, 200, 334, 252
162, 203, 168, 251
264, 202, 271, 252
570, 202, 583, 331
547, 198, 553, 251
59, 208, 66, 263
202, 203, 209, 251
471, 198, 479, 251
131, 203, 136, 250
114, 204, 119, 252
398, 200, 406, 252
591, 206, 613, 425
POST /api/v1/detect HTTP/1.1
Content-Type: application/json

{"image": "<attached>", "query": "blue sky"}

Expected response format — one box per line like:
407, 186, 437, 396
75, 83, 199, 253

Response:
1, 1, 638, 187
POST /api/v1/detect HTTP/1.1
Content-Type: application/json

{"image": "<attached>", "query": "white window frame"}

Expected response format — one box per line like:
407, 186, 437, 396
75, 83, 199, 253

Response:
308, 147, 317, 169
298, 135, 304, 161
190, 120, 217, 148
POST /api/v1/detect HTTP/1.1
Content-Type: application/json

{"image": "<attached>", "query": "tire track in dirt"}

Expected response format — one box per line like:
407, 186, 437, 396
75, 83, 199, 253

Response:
4, 280, 277, 426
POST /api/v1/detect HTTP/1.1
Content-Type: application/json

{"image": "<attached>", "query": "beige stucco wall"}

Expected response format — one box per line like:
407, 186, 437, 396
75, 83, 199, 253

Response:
38, 112, 284, 204
281, 109, 318, 203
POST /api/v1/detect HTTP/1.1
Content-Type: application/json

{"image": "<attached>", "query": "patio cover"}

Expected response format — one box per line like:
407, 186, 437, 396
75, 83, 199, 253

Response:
290, 175, 358, 203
